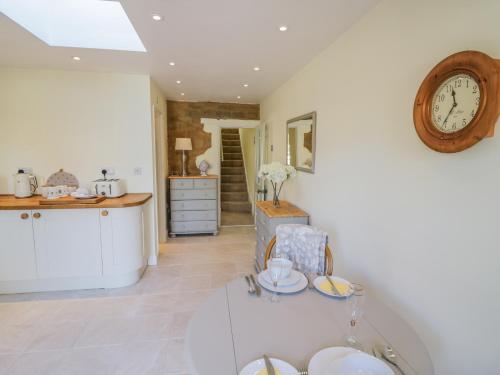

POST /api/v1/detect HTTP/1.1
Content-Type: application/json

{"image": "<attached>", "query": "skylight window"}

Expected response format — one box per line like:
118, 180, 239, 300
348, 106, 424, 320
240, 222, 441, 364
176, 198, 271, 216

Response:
0, 0, 146, 52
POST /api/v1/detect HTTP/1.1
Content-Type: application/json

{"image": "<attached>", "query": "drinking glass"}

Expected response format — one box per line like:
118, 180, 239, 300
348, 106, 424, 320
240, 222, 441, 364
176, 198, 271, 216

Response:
268, 256, 283, 303
345, 283, 365, 349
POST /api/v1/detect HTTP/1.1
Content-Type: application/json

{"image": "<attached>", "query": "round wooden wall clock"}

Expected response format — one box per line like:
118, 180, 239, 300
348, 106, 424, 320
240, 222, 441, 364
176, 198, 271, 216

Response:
413, 51, 500, 153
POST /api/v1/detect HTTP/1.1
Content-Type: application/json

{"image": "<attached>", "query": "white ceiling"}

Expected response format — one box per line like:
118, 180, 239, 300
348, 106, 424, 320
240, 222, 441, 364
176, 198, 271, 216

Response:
0, 0, 379, 103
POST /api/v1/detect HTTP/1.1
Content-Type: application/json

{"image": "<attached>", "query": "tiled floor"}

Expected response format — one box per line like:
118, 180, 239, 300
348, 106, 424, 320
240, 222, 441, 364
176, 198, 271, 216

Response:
0, 226, 256, 375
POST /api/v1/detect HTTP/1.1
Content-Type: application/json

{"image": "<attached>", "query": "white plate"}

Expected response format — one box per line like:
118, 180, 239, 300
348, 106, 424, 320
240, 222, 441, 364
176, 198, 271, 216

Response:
313, 276, 353, 298
261, 269, 301, 287
309, 347, 394, 375
239, 357, 298, 375
257, 270, 308, 294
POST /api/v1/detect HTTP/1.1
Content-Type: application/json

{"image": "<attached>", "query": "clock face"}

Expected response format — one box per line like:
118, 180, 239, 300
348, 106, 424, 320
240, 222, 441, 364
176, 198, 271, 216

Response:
431, 73, 481, 133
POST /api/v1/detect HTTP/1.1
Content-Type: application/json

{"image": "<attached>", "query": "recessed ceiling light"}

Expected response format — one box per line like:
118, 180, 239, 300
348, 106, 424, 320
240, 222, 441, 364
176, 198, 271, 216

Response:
169, 62, 175, 66
237, 96, 241, 99
152, 14, 163, 21
279, 25, 288, 31
72, 56, 80, 61
253, 66, 260, 71
181, 93, 185, 96
243, 84, 248, 87
176, 80, 181, 84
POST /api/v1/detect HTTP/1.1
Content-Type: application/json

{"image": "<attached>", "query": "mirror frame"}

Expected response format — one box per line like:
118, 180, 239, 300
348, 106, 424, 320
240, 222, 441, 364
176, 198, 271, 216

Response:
286, 111, 316, 173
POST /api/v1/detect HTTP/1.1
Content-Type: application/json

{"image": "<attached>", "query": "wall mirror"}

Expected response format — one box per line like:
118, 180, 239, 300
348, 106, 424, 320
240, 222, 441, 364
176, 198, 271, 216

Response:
286, 111, 316, 173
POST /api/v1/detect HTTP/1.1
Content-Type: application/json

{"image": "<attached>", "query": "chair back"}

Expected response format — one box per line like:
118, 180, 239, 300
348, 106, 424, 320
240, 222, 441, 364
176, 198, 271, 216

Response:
264, 226, 333, 275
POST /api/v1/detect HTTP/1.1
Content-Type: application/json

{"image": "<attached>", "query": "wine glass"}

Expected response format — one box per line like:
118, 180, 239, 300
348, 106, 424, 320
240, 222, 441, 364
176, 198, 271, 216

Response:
345, 283, 365, 349
268, 256, 283, 303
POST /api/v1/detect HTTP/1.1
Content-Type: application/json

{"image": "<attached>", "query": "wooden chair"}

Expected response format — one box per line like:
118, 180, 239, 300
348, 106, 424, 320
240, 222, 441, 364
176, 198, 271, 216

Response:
263, 235, 334, 275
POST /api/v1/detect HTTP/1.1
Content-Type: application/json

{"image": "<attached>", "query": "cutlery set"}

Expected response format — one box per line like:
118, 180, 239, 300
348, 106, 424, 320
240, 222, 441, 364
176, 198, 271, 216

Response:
244, 274, 261, 297
373, 345, 406, 375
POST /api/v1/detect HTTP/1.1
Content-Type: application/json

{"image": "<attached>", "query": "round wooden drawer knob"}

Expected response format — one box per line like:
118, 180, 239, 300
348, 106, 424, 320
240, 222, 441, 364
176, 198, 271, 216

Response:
101, 210, 109, 217
33, 212, 41, 219
20, 213, 29, 220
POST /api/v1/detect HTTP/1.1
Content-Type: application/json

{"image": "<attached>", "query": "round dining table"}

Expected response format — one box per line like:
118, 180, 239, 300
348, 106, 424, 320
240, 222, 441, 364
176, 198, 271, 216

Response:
186, 276, 434, 375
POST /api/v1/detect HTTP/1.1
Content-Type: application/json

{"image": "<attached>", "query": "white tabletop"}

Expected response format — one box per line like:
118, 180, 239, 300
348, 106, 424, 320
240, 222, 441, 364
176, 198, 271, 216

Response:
186, 276, 434, 375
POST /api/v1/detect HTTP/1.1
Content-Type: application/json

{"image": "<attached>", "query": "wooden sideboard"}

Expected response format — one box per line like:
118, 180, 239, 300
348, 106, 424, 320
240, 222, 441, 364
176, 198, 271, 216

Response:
255, 200, 309, 270
168, 175, 219, 236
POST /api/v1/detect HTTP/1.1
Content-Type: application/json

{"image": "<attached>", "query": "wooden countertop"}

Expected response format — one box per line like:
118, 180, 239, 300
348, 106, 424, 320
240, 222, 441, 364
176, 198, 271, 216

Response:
256, 200, 309, 218
168, 175, 218, 179
0, 193, 152, 210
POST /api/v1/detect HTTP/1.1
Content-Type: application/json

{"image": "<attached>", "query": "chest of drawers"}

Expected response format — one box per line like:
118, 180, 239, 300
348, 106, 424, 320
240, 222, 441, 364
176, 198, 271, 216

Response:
255, 200, 309, 271
168, 176, 219, 236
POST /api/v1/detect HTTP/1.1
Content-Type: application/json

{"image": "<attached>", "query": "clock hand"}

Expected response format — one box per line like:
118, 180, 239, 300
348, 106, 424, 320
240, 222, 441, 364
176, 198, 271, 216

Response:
443, 89, 457, 125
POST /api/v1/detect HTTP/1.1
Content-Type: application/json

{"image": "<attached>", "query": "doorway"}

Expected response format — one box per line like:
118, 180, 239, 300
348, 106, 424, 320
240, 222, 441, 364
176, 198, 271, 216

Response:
220, 128, 255, 226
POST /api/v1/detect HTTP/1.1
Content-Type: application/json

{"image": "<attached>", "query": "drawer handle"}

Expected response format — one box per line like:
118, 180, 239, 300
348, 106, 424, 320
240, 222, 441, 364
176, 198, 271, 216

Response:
33, 212, 41, 219
20, 213, 29, 220
101, 210, 109, 217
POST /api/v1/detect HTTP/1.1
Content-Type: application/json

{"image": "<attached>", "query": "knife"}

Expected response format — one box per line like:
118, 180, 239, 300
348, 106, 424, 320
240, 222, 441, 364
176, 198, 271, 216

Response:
326, 275, 341, 296
263, 354, 275, 375
249, 274, 261, 297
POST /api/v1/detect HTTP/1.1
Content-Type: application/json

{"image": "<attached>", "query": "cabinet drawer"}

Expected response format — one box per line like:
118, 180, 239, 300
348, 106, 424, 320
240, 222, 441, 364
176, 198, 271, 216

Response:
170, 179, 194, 190
171, 220, 217, 233
171, 200, 217, 211
256, 207, 269, 227
194, 179, 217, 189
171, 189, 216, 200
171, 210, 217, 222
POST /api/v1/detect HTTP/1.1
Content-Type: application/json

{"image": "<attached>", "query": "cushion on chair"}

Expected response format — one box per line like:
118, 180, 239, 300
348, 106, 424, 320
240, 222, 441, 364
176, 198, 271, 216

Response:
275, 224, 327, 274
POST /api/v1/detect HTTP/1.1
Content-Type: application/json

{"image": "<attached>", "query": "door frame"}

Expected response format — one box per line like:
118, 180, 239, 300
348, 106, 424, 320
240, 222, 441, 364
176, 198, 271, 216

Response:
152, 104, 167, 244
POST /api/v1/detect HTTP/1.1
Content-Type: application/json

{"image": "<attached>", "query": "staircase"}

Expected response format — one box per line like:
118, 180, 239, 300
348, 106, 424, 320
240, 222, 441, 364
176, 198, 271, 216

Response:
220, 129, 252, 213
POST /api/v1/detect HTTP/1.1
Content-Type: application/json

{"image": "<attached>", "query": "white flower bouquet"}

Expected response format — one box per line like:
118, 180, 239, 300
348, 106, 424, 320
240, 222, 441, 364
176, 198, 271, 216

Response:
258, 162, 296, 207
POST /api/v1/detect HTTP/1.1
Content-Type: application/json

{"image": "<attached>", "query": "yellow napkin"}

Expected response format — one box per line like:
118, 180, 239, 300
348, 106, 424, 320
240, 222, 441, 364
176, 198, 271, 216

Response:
257, 369, 282, 375
319, 279, 350, 295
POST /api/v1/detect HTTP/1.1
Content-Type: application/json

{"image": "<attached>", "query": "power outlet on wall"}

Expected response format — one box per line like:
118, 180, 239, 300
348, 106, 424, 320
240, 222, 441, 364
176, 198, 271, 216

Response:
17, 167, 33, 174
133, 167, 142, 176
99, 167, 115, 177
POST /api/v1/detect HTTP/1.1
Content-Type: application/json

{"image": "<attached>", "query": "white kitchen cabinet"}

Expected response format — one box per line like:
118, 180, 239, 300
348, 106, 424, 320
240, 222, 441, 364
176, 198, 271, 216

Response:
32, 209, 102, 279
0, 195, 150, 294
100, 206, 145, 276
0, 210, 37, 281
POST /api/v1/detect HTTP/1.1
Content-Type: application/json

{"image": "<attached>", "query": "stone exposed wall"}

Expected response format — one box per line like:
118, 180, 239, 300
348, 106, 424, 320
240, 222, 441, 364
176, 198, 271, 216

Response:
167, 101, 260, 175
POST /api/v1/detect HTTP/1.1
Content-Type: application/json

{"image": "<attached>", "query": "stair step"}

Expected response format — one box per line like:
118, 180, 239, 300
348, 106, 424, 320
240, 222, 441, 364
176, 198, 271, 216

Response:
221, 192, 248, 201
222, 140, 241, 147
221, 167, 245, 175
222, 160, 243, 167
223, 146, 242, 153
221, 201, 252, 213
221, 128, 239, 134
224, 153, 242, 160
221, 183, 247, 192
222, 175, 245, 183
221, 134, 240, 141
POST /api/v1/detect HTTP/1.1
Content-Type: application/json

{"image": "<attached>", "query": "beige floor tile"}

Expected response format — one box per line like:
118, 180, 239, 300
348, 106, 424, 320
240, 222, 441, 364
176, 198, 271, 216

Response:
0, 324, 38, 354
7, 350, 65, 375
74, 317, 139, 347
54, 346, 122, 375
25, 320, 86, 352
0, 353, 19, 374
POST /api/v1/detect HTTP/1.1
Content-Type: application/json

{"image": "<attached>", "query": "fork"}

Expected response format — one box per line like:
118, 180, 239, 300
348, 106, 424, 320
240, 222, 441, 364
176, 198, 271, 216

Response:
298, 370, 308, 375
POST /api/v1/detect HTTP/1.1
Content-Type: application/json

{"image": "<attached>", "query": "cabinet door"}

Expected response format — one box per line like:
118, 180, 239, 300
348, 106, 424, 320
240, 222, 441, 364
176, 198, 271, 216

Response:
100, 206, 145, 276
0, 210, 37, 281
32, 209, 102, 278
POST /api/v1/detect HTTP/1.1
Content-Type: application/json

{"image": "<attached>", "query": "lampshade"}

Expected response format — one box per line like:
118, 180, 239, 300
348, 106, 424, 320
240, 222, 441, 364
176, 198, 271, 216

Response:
175, 138, 192, 151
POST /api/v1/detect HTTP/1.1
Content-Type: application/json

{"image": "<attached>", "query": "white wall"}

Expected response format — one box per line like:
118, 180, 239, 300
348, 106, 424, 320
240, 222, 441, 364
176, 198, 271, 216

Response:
260, 1, 500, 374
240, 127, 257, 209
0, 67, 158, 262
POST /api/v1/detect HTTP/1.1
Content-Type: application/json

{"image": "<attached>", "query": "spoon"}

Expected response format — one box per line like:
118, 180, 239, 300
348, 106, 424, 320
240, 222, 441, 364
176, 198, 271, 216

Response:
382, 345, 406, 375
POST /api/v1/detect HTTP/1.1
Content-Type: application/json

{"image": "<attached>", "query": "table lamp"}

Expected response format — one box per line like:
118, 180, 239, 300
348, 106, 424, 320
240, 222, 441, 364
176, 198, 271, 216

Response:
175, 138, 192, 176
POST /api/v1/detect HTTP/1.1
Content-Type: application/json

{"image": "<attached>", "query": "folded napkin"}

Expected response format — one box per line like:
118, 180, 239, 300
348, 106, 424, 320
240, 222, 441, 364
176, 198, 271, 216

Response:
257, 368, 282, 375
319, 279, 350, 295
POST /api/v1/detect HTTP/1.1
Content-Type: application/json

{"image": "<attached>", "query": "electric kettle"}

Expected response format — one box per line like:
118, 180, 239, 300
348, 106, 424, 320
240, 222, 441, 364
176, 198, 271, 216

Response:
14, 170, 38, 198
